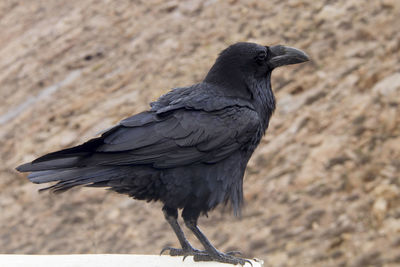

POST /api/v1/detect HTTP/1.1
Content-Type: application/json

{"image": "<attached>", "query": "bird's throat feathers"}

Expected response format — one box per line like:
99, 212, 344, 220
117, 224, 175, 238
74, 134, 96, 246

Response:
248, 72, 276, 133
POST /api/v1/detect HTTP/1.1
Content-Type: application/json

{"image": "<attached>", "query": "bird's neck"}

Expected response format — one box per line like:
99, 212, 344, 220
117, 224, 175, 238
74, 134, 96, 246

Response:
204, 62, 252, 99
248, 73, 276, 133
205, 67, 275, 132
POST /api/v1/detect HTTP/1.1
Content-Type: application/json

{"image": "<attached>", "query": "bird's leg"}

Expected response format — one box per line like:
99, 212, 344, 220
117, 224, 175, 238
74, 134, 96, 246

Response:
160, 206, 205, 257
182, 208, 251, 266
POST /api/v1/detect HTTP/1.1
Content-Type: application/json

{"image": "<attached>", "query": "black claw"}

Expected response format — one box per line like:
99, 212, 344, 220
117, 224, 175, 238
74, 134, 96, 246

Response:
245, 259, 253, 267
160, 247, 171, 255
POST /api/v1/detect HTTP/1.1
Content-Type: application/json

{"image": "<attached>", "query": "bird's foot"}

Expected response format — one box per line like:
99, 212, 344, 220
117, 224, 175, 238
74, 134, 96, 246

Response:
193, 250, 252, 266
160, 246, 206, 258
161, 246, 250, 265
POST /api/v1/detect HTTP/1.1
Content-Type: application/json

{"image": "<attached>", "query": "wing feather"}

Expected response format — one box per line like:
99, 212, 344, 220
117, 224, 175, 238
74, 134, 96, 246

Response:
93, 107, 259, 168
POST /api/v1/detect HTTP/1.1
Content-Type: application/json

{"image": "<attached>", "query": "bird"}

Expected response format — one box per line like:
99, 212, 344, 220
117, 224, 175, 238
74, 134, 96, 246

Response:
16, 42, 309, 265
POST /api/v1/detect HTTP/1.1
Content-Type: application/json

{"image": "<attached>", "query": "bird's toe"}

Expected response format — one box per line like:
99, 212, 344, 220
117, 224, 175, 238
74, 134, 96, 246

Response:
193, 250, 250, 266
160, 246, 181, 256
160, 246, 206, 258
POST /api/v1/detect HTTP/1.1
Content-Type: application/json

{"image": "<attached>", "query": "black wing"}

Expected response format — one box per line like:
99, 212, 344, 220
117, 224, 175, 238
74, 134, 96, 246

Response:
18, 105, 259, 173
95, 106, 260, 168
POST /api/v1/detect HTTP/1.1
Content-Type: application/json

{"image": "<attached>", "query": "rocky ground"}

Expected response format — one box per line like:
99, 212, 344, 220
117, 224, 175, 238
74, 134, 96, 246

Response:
1, 0, 399, 266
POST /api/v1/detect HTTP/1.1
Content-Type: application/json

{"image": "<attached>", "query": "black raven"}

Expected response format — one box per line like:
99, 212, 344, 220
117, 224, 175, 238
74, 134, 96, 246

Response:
17, 42, 309, 265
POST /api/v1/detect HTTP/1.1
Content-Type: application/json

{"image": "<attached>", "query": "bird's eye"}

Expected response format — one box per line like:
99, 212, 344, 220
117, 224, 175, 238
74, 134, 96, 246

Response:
256, 51, 267, 62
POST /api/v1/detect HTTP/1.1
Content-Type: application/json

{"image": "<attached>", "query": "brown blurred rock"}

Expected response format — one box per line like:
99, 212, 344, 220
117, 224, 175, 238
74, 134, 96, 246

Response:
372, 198, 388, 221
1, 1, 400, 267
372, 73, 400, 96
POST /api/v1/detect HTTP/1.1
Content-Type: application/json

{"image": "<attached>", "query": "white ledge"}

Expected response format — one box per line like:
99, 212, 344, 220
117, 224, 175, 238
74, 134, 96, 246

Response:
0, 254, 263, 267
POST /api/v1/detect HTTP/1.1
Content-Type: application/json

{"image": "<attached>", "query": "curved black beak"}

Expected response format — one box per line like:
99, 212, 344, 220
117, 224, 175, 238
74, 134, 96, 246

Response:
268, 45, 309, 69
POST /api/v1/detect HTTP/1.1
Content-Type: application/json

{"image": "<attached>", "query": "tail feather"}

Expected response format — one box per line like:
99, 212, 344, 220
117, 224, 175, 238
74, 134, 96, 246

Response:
17, 157, 80, 172
16, 137, 105, 174
27, 166, 134, 193
15, 132, 160, 196
31, 138, 103, 163
28, 169, 64, 183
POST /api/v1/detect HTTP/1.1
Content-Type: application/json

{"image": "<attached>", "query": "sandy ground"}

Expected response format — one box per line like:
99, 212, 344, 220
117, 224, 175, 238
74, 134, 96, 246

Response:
1, 1, 400, 266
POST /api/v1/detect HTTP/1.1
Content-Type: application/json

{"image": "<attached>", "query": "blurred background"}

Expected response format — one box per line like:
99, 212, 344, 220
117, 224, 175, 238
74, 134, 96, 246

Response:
1, 0, 399, 266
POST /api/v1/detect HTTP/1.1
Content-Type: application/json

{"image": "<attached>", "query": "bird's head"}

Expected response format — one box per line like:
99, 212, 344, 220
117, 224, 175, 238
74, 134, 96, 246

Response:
204, 42, 309, 94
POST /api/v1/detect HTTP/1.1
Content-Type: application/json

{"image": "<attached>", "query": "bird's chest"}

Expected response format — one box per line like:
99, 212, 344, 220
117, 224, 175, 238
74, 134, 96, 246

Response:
241, 126, 264, 161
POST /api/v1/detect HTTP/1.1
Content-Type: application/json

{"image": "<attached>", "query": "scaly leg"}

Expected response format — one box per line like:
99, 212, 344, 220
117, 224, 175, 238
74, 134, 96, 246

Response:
182, 208, 251, 266
160, 206, 205, 257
